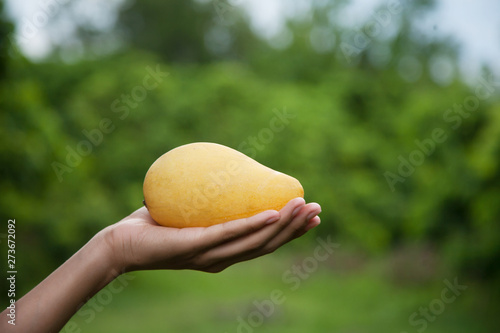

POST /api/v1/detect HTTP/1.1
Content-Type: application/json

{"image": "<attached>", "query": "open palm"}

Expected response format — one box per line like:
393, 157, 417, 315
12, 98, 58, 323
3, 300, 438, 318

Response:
107, 197, 322, 273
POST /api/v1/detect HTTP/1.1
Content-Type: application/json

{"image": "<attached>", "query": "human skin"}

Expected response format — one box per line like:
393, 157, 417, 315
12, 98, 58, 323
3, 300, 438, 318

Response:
0, 197, 321, 333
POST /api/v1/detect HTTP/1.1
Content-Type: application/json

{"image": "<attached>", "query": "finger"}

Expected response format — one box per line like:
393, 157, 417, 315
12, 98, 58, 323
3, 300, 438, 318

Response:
204, 209, 321, 272
276, 197, 306, 228
211, 197, 307, 254
199, 197, 305, 250
305, 215, 321, 232
196, 198, 308, 266
194, 209, 281, 250
289, 214, 321, 240
266, 202, 321, 248
213, 206, 321, 271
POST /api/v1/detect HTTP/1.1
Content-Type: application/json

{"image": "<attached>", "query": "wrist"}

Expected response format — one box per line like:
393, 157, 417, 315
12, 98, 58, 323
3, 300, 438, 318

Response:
92, 226, 126, 284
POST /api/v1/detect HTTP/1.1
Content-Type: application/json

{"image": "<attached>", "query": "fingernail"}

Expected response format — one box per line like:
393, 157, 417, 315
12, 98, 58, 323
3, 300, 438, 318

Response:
307, 204, 321, 220
306, 212, 318, 220
266, 214, 280, 224
305, 218, 321, 231
292, 206, 302, 217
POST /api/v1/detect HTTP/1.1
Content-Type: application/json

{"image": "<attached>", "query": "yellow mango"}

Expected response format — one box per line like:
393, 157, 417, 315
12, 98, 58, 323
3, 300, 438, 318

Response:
143, 142, 304, 228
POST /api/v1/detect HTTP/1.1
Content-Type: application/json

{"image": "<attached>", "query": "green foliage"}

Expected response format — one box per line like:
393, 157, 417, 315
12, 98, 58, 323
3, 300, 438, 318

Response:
1, 0, 499, 325
3, 50, 499, 285
61, 251, 498, 332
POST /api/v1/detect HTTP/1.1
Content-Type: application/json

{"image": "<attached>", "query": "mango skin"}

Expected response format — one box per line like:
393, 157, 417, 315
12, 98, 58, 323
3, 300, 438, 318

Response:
143, 142, 304, 228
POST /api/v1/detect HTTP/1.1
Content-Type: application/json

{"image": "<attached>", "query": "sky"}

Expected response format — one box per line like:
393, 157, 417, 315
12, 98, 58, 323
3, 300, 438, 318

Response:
240, 0, 500, 80
4, 0, 500, 80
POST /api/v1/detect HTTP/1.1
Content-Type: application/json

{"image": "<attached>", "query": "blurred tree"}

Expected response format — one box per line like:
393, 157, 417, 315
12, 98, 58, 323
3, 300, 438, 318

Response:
117, 0, 215, 62
112, 0, 263, 63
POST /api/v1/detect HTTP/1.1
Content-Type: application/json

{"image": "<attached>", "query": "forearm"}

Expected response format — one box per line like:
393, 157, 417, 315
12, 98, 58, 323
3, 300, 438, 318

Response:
1, 229, 118, 333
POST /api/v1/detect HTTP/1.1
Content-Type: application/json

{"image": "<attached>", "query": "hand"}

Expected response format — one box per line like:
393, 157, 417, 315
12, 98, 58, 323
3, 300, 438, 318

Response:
104, 197, 321, 273
0, 198, 320, 333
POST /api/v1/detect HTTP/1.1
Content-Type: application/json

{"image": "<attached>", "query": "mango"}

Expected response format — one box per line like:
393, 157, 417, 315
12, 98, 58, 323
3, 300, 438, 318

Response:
143, 142, 304, 228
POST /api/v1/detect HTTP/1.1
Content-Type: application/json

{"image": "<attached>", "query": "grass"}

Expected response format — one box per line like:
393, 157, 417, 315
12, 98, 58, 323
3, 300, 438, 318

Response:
62, 243, 497, 333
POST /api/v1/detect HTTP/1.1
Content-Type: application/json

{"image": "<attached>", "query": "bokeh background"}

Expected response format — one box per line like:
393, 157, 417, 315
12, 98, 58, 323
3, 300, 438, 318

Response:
1, 0, 499, 332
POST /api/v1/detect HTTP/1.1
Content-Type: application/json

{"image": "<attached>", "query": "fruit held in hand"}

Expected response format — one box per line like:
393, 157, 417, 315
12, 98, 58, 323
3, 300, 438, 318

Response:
143, 142, 304, 228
